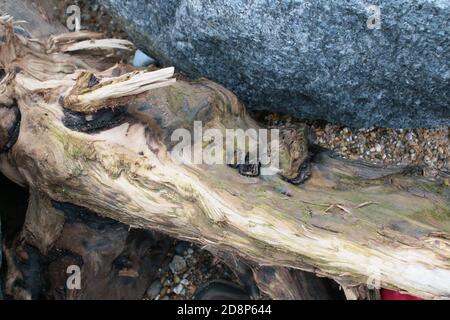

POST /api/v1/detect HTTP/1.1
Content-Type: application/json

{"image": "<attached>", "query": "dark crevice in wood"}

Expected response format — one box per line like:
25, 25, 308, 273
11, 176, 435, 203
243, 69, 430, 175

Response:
62, 105, 128, 133
194, 280, 250, 300
0, 68, 5, 81
0, 102, 21, 153
0, 173, 28, 243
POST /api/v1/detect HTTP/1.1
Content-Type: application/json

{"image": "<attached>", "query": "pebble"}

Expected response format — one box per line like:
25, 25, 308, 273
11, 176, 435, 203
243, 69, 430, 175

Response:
146, 280, 162, 300
173, 283, 184, 295
132, 49, 156, 68
175, 241, 191, 255
180, 279, 190, 286
169, 255, 187, 275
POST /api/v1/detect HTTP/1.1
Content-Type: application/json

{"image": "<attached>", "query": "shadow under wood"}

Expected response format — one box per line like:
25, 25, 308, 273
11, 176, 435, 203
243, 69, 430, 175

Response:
3, 193, 172, 300
254, 266, 346, 300
0, 173, 28, 243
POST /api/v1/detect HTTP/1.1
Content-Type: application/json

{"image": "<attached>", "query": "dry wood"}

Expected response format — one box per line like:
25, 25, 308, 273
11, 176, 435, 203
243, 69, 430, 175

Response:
0, 16, 449, 300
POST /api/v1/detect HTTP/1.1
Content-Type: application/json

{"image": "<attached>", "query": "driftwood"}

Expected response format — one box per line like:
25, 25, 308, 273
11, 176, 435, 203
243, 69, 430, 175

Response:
0, 12, 449, 300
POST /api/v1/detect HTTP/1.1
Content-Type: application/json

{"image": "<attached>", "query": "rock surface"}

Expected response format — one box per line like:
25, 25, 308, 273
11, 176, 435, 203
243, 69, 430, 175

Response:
100, 0, 450, 128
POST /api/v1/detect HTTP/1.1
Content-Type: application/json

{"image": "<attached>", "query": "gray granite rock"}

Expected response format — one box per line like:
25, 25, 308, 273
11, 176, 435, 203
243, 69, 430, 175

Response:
101, 0, 450, 128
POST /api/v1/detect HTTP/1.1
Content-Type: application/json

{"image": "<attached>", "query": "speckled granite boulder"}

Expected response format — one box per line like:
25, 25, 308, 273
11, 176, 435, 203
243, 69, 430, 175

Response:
101, 0, 450, 128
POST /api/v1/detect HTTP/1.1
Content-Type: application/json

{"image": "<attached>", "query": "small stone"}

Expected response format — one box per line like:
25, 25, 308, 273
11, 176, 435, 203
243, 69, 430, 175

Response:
132, 49, 156, 67
180, 279, 190, 286
175, 241, 191, 255
173, 283, 184, 295
169, 255, 187, 275
174, 275, 181, 284
406, 132, 414, 141
159, 286, 168, 298
423, 167, 439, 177
146, 280, 162, 300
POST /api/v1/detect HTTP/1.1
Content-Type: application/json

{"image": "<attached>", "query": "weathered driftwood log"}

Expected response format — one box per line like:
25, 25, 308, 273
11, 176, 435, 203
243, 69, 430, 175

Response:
0, 17, 449, 300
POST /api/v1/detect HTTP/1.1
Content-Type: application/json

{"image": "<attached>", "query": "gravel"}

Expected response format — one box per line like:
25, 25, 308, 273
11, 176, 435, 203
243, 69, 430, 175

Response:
310, 122, 449, 176
146, 241, 240, 301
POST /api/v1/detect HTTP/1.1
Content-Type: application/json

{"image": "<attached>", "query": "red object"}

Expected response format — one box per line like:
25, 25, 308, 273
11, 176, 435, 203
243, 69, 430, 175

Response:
380, 289, 424, 300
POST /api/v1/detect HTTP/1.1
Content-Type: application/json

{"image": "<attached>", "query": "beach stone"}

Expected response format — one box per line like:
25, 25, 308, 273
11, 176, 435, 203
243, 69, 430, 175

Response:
169, 255, 187, 275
